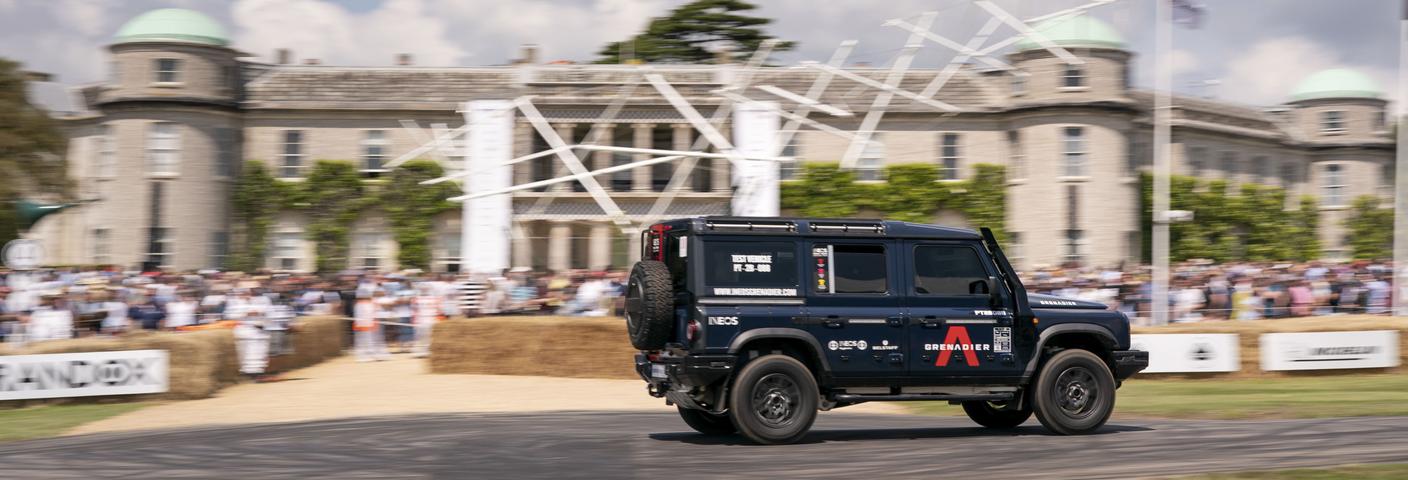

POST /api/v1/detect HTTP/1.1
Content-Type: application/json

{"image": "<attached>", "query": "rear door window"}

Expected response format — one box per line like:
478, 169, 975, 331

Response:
702, 241, 798, 296
813, 244, 888, 294
913, 245, 989, 295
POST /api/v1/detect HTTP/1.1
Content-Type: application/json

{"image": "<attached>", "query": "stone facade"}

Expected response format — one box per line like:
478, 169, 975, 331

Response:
35, 22, 1395, 272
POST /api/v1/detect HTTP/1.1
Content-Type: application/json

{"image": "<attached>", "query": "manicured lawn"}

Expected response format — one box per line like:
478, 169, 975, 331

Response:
0, 403, 149, 442
908, 374, 1408, 420
1184, 463, 1408, 479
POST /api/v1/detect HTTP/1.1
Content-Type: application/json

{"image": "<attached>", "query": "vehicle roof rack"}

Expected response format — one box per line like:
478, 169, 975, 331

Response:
704, 219, 798, 232
807, 220, 885, 235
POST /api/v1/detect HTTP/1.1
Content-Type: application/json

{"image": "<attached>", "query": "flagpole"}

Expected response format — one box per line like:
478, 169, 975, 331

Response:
1151, 0, 1174, 325
1393, 0, 1408, 316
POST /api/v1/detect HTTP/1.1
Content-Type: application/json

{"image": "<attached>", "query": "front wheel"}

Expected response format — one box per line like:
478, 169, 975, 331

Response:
727, 354, 818, 445
962, 400, 1032, 429
677, 406, 736, 435
1032, 349, 1116, 435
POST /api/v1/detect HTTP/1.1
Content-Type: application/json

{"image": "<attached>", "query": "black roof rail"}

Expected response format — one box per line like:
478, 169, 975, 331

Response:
807, 220, 885, 235
704, 219, 798, 232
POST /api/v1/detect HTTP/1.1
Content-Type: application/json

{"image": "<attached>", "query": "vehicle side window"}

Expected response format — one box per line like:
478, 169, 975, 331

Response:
814, 244, 887, 294
913, 245, 989, 295
702, 241, 799, 295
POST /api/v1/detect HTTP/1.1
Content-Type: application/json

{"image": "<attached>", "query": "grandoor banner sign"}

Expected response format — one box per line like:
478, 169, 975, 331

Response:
1260, 331, 1400, 371
0, 350, 169, 401
1129, 334, 1240, 373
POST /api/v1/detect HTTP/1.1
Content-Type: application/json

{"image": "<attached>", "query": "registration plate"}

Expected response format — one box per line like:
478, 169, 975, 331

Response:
651, 364, 667, 379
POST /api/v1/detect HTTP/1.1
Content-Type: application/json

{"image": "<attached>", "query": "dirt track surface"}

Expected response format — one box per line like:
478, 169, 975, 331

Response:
70, 355, 900, 435
7, 412, 1408, 479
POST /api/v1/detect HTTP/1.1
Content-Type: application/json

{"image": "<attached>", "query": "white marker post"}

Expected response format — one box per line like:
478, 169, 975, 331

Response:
464, 100, 514, 275
732, 101, 781, 217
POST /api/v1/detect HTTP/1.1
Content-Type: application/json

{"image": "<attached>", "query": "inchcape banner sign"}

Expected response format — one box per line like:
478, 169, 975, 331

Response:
1260, 331, 1400, 371
0, 350, 168, 400
1129, 334, 1240, 373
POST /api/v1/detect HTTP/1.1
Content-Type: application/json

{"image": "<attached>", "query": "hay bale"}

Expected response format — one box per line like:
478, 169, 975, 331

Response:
2, 328, 237, 401
429, 316, 637, 379
268, 316, 346, 373
1133, 316, 1408, 378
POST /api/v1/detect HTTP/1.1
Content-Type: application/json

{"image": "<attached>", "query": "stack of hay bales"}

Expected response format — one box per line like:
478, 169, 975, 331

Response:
269, 316, 346, 372
2, 328, 237, 399
429, 316, 637, 379
1134, 315, 1408, 378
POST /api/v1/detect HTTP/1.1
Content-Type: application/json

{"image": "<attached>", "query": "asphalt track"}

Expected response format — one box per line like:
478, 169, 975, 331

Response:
4, 412, 1408, 479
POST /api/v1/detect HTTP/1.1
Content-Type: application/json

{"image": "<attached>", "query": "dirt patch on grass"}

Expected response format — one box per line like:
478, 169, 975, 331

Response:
429, 316, 636, 379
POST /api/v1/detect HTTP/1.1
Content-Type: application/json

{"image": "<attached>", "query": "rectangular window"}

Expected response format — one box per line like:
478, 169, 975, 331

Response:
1381, 162, 1394, 199
215, 128, 235, 177
1374, 109, 1388, 131
702, 241, 799, 295
651, 126, 674, 192
92, 228, 110, 265
148, 227, 172, 268
154, 58, 180, 83
280, 130, 304, 178
356, 232, 389, 270
1323, 163, 1345, 207
857, 138, 884, 181
1062, 66, 1085, 88
912, 245, 989, 296
778, 143, 800, 181
96, 124, 116, 178
361, 129, 388, 174
1011, 71, 1027, 95
273, 231, 302, 271
1063, 127, 1086, 177
610, 127, 633, 191
1251, 156, 1268, 183
1220, 152, 1237, 181
530, 130, 554, 191
1187, 146, 1206, 177
1007, 130, 1024, 180
1321, 111, 1345, 133
939, 133, 961, 180
1280, 163, 1297, 189
147, 122, 179, 175
1065, 229, 1085, 263
209, 231, 228, 269
438, 233, 462, 266
822, 244, 888, 294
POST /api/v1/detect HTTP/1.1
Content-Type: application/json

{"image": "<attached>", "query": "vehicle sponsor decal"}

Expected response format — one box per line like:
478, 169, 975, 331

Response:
706, 316, 738, 326
812, 246, 830, 292
730, 254, 773, 273
924, 326, 991, 367
712, 287, 797, 296
827, 340, 869, 351
993, 327, 1012, 353
1036, 300, 1079, 306
973, 309, 1006, 316
679, 236, 687, 258
870, 339, 899, 351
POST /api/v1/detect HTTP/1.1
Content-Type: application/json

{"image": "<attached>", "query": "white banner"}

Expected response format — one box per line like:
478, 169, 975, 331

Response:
731, 101, 780, 217
0, 350, 168, 401
1261, 330, 1400, 371
1129, 334, 1240, 373
464, 99, 514, 275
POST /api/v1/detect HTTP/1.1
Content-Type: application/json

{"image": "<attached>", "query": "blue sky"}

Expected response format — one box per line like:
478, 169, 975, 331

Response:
0, 0, 1399, 106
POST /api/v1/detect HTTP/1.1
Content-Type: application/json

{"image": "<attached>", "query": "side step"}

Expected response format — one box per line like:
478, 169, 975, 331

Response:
832, 392, 1014, 404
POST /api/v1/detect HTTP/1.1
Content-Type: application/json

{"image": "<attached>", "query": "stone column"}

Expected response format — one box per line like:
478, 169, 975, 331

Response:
672, 123, 692, 191
513, 121, 533, 186
588, 222, 611, 270
633, 124, 654, 192
548, 221, 571, 272
712, 122, 730, 193
512, 221, 533, 268
551, 123, 576, 192
590, 124, 612, 189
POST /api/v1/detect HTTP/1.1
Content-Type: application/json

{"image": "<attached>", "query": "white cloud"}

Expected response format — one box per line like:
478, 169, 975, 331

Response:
233, 0, 466, 66
1217, 36, 1337, 105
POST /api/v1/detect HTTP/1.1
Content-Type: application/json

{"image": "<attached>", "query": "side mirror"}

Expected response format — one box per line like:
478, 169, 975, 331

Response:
968, 277, 1001, 307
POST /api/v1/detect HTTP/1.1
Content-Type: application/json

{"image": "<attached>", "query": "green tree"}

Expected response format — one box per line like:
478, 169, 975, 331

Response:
381, 160, 460, 270
0, 58, 70, 245
299, 160, 365, 272
1139, 173, 1321, 263
779, 162, 1007, 240
595, 0, 795, 64
1345, 195, 1394, 260
230, 161, 283, 271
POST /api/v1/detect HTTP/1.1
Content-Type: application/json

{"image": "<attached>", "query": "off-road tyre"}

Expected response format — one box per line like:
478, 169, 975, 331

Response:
677, 406, 737, 435
728, 354, 819, 445
625, 260, 673, 350
1032, 349, 1116, 435
962, 400, 1033, 429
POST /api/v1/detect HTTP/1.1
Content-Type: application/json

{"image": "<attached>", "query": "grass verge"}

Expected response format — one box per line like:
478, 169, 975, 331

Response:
0, 403, 149, 442
907, 374, 1408, 420
1182, 463, 1408, 479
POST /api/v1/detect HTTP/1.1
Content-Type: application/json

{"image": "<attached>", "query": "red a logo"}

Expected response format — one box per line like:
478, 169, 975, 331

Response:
934, 326, 979, 367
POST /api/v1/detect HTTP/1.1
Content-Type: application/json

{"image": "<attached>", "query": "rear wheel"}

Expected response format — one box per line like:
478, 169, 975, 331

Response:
1032, 349, 1116, 435
625, 260, 673, 350
728, 355, 818, 445
962, 400, 1032, 429
677, 406, 736, 435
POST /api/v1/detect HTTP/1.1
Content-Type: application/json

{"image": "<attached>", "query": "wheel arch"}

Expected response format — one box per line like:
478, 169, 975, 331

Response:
727, 328, 831, 381
1022, 324, 1118, 380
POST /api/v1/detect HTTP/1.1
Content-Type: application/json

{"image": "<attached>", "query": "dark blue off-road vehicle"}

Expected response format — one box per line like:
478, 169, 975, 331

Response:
627, 217, 1147, 444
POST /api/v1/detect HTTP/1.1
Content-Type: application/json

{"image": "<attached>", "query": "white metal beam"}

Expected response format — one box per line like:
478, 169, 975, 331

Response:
974, 0, 1084, 65
572, 144, 789, 162
514, 96, 632, 226
385, 124, 470, 169
919, 17, 1005, 99
802, 62, 960, 113
1026, 0, 1119, 23
755, 85, 853, 117
451, 155, 685, 201
837, 11, 936, 170
715, 91, 857, 140
882, 17, 1013, 72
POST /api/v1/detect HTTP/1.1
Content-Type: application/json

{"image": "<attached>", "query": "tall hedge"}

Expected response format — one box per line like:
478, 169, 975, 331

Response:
780, 162, 1007, 241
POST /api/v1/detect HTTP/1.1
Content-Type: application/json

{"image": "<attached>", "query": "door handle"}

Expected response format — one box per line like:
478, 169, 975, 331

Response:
824, 316, 843, 329
919, 316, 944, 328
886, 316, 906, 327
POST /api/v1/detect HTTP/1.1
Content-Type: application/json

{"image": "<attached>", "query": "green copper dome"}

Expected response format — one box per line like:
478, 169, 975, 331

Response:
1014, 15, 1125, 52
1289, 68, 1383, 102
114, 8, 229, 46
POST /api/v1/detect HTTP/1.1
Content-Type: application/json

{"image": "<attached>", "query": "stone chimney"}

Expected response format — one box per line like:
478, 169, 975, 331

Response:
276, 49, 292, 65
517, 44, 539, 65
396, 53, 413, 66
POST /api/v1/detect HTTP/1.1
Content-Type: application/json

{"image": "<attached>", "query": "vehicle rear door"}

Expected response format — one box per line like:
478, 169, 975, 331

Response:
802, 240, 906, 378
902, 241, 1022, 379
